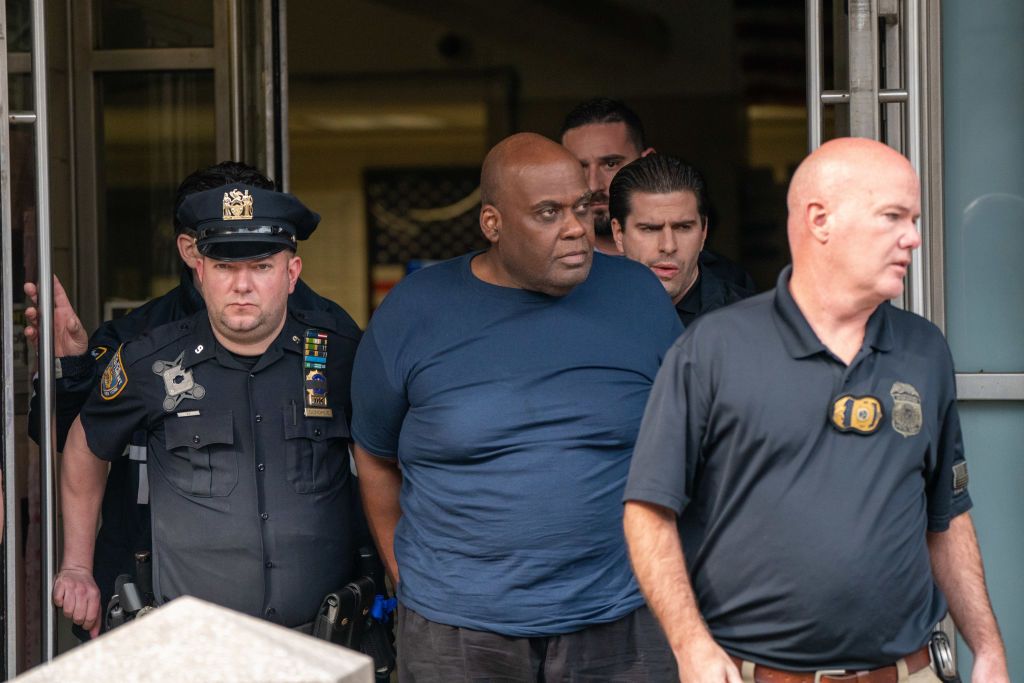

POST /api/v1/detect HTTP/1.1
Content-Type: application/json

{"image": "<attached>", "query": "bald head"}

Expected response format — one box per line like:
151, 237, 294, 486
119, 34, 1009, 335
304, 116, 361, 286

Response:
787, 137, 917, 241
480, 133, 584, 208
786, 137, 922, 312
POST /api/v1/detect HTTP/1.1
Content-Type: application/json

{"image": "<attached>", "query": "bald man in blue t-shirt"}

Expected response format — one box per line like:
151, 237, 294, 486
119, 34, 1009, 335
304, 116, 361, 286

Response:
351, 133, 682, 681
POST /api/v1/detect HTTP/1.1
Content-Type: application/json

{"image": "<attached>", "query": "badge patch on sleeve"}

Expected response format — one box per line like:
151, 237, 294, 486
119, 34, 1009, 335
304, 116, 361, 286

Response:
830, 394, 883, 434
100, 345, 128, 400
952, 461, 969, 495
889, 382, 923, 438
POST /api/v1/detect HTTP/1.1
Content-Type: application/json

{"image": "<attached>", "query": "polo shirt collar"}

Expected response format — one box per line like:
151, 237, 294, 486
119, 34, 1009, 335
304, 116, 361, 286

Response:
772, 265, 895, 360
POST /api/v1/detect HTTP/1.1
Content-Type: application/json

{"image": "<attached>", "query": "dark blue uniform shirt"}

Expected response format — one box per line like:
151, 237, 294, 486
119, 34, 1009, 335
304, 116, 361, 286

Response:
625, 266, 972, 670
79, 307, 360, 627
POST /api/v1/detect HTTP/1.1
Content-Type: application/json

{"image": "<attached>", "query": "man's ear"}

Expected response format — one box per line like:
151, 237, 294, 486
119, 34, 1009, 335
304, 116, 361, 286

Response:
806, 201, 831, 243
640, 147, 656, 158
480, 205, 501, 245
699, 218, 709, 251
177, 233, 200, 270
194, 255, 207, 286
287, 254, 302, 293
611, 218, 626, 254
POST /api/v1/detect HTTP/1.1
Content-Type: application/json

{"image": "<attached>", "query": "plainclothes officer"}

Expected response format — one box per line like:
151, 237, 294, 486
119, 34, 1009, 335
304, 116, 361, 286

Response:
623, 138, 1009, 682
608, 155, 751, 326
23, 161, 358, 638
52, 184, 362, 636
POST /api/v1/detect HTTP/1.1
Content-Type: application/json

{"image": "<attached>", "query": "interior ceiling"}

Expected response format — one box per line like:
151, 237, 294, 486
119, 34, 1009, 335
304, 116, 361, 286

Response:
288, 0, 806, 104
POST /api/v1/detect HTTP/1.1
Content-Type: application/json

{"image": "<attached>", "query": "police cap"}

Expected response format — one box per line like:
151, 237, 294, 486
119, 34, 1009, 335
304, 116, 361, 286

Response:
176, 184, 320, 261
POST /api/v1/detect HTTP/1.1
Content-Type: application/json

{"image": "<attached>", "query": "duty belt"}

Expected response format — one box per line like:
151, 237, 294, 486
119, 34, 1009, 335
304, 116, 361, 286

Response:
729, 644, 931, 683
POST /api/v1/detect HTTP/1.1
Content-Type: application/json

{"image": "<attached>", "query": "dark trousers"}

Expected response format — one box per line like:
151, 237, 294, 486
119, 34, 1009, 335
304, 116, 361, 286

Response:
396, 603, 677, 682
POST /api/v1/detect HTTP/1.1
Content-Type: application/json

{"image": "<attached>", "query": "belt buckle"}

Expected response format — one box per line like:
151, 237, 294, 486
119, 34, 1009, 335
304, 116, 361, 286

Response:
814, 670, 847, 683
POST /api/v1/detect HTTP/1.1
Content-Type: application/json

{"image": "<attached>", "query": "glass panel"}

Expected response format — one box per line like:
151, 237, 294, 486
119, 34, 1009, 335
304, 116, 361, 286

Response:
954, 404, 1024, 681
942, 1, 1024, 373
96, 71, 216, 304
7, 72, 33, 112
4, 0, 32, 52
93, 0, 213, 50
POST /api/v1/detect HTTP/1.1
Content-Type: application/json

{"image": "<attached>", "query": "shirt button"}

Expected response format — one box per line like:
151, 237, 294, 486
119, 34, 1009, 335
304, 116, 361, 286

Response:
260, 512, 269, 520
255, 414, 262, 423
265, 561, 274, 568
192, 435, 200, 444
250, 373, 256, 379
314, 428, 322, 437
257, 463, 265, 471
266, 607, 276, 616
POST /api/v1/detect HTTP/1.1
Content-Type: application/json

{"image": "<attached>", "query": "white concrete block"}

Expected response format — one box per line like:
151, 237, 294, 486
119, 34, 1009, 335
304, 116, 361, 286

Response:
16, 596, 374, 683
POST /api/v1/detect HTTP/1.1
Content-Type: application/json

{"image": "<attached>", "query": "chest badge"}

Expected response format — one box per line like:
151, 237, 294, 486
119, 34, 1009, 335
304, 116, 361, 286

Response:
152, 351, 207, 412
830, 394, 883, 435
890, 382, 922, 438
303, 329, 333, 418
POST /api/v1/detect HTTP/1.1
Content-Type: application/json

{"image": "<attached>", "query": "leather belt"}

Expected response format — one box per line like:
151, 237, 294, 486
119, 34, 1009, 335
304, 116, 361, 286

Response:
729, 645, 931, 683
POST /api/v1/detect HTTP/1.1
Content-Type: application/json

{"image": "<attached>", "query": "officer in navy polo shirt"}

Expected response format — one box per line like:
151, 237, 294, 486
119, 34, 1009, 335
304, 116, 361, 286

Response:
624, 138, 1009, 682
51, 184, 362, 636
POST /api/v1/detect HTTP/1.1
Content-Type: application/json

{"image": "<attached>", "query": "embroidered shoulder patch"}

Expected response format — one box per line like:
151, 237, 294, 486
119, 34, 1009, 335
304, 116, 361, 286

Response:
100, 345, 128, 400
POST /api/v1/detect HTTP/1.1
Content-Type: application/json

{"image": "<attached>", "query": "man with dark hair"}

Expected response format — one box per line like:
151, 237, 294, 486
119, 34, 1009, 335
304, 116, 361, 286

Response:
624, 138, 1008, 682
352, 132, 681, 681
560, 97, 756, 292
560, 97, 654, 255
47, 183, 363, 636
609, 155, 751, 325
24, 161, 355, 637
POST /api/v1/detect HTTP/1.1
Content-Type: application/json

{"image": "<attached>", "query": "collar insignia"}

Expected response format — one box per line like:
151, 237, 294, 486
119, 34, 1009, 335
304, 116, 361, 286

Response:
152, 351, 207, 412
222, 188, 254, 220
830, 394, 883, 435
890, 382, 922, 438
303, 329, 333, 418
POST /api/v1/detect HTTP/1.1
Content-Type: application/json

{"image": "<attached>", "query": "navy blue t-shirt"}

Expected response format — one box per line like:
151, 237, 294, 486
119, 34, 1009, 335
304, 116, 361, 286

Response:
352, 252, 682, 636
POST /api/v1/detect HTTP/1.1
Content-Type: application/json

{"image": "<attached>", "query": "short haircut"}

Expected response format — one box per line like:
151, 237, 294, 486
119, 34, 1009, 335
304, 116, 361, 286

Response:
173, 161, 275, 233
608, 155, 709, 228
560, 97, 646, 153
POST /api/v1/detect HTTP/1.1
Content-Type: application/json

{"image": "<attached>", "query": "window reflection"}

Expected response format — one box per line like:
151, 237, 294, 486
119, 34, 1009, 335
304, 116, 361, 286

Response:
94, 0, 213, 50
97, 71, 215, 303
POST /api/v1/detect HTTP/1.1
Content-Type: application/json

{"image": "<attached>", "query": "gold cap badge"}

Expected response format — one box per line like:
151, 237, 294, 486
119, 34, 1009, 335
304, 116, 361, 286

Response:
222, 188, 254, 220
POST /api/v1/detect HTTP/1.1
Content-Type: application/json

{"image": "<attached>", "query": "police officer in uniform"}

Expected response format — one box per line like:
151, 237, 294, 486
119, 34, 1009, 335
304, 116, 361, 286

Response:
51, 184, 362, 636
24, 162, 359, 638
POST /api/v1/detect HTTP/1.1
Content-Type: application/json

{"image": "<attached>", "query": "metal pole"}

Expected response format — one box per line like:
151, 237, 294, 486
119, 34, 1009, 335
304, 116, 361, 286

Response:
228, 0, 243, 159
0, 0, 23, 675
848, 0, 880, 138
805, 0, 824, 150
904, 0, 927, 318
30, 0, 58, 662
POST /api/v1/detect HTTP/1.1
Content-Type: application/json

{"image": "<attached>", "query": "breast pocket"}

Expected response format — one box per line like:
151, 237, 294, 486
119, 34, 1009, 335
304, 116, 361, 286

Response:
282, 410, 350, 494
163, 410, 238, 497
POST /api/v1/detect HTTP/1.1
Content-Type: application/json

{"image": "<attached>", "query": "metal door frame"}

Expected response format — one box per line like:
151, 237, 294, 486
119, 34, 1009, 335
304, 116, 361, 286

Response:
1, 0, 58, 671
3, 0, 288, 673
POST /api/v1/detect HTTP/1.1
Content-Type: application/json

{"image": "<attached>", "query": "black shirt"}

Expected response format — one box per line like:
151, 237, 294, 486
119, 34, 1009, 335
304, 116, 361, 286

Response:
625, 266, 971, 670
80, 307, 360, 627
675, 268, 753, 327
29, 270, 359, 633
